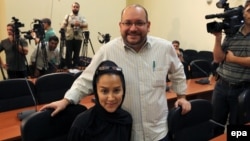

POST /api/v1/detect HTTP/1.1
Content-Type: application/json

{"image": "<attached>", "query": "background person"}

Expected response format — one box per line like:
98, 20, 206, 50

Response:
172, 40, 189, 79
41, 4, 191, 141
32, 18, 56, 44
211, 0, 250, 136
68, 60, 132, 141
61, 2, 88, 69
0, 23, 29, 79
172, 40, 184, 62
30, 35, 60, 77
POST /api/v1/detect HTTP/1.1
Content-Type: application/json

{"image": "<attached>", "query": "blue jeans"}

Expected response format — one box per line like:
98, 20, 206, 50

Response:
212, 78, 247, 136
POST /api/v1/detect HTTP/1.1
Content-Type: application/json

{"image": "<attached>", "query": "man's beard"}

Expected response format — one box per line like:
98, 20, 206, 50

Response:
73, 10, 78, 15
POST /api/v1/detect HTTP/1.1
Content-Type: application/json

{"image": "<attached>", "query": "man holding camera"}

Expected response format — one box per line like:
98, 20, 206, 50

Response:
61, 2, 88, 69
32, 18, 56, 44
0, 23, 29, 79
211, 0, 250, 136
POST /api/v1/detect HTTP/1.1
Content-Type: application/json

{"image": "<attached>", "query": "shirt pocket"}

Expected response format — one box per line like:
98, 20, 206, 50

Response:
152, 66, 167, 87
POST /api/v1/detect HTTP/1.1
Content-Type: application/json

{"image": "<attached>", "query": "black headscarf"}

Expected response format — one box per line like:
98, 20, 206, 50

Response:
68, 60, 132, 141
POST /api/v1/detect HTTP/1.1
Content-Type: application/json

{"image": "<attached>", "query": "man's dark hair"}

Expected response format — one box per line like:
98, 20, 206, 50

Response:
49, 35, 59, 42
72, 2, 80, 7
42, 18, 51, 26
172, 40, 180, 45
7, 23, 14, 28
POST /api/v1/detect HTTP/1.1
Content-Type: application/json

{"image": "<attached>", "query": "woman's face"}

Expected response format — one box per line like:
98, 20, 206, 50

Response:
96, 74, 123, 113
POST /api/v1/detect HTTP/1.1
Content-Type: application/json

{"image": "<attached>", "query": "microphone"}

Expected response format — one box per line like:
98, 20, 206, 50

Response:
17, 78, 38, 120
191, 61, 210, 84
98, 32, 111, 44
98, 32, 104, 38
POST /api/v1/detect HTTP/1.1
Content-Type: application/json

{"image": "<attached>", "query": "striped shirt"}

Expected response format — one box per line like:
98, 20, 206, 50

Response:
218, 26, 250, 83
65, 36, 187, 141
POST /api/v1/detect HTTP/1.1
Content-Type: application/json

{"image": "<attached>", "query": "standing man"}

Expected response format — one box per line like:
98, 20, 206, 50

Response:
61, 2, 88, 69
41, 4, 191, 141
211, 0, 250, 136
30, 35, 60, 77
0, 23, 29, 79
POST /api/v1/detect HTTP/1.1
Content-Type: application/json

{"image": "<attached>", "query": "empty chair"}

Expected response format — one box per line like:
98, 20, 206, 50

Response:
197, 50, 214, 63
183, 49, 198, 65
189, 59, 212, 79
35, 72, 75, 104
167, 99, 217, 141
0, 78, 36, 112
21, 104, 87, 141
238, 89, 250, 124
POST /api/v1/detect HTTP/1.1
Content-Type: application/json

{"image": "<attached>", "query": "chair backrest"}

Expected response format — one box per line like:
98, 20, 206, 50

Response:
168, 99, 217, 141
189, 59, 212, 79
197, 51, 214, 63
35, 72, 75, 104
0, 78, 36, 112
73, 71, 83, 81
21, 104, 87, 141
238, 88, 250, 124
183, 49, 198, 65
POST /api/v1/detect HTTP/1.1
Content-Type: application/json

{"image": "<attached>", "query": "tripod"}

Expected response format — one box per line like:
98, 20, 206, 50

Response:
0, 65, 7, 80
80, 31, 95, 67
58, 28, 66, 69
32, 39, 49, 77
0, 57, 6, 80
13, 33, 30, 79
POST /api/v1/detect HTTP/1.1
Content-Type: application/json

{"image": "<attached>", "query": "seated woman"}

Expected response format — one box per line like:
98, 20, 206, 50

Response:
67, 60, 133, 141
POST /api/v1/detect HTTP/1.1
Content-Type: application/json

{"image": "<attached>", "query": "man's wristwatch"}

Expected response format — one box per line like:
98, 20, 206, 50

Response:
64, 98, 74, 105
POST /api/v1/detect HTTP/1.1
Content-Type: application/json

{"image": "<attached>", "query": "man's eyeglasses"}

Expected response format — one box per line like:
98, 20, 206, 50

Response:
98, 66, 122, 72
121, 22, 147, 28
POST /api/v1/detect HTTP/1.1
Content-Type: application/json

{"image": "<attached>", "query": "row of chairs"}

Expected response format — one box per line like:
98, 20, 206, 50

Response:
181, 49, 214, 65
0, 72, 82, 112
180, 49, 215, 79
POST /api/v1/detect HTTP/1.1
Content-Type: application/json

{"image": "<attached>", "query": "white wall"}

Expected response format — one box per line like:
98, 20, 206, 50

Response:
144, 0, 245, 51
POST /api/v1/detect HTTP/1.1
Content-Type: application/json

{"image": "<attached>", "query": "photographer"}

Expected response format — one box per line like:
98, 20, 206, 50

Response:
61, 2, 88, 69
0, 23, 28, 79
30, 35, 60, 77
211, 0, 250, 136
32, 18, 56, 44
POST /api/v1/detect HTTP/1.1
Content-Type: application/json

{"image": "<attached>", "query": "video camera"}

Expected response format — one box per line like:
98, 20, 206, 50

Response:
22, 19, 45, 41
59, 28, 66, 40
11, 17, 25, 39
98, 32, 111, 44
205, 0, 244, 36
